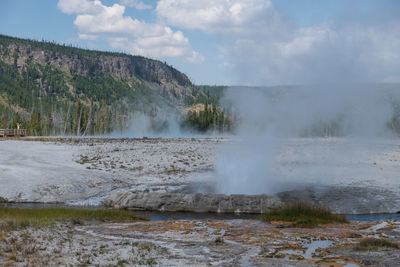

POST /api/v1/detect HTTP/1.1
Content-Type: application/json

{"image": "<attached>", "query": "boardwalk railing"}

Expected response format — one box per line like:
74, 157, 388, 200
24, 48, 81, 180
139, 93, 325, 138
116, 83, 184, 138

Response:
0, 129, 26, 137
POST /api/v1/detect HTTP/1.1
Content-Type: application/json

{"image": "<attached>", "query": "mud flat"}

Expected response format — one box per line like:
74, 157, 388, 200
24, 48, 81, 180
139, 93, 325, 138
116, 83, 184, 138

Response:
1, 217, 399, 266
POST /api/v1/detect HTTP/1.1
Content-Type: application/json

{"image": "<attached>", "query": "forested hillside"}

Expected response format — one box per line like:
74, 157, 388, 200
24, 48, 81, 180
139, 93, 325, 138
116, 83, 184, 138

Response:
0, 35, 231, 135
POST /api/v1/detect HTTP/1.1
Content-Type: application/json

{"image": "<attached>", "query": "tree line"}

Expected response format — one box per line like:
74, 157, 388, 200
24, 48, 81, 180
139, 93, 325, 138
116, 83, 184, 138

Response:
183, 102, 232, 133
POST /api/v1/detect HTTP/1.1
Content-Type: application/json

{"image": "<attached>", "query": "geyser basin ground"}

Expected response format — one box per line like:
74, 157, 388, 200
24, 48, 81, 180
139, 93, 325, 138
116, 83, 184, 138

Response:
1, 137, 400, 214
1, 137, 400, 266
1, 213, 399, 266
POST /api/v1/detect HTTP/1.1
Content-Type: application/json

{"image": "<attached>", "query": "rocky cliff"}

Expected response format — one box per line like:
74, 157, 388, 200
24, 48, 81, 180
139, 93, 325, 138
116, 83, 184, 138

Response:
0, 35, 212, 135
0, 34, 198, 106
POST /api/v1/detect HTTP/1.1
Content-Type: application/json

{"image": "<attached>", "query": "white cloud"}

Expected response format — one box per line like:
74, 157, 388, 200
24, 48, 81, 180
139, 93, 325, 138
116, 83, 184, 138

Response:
186, 51, 205, 63
232, 22, 400, 84
108, 28, 197, 59
58, 0, 102, 15
156, 0, 400, 84
58, 0, 202, 61
120, 0, 152, 10
156, 0, 276, 36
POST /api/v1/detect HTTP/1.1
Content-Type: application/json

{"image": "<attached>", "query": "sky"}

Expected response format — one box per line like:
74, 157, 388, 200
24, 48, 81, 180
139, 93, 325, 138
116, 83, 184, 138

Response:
1, 0, 400, 86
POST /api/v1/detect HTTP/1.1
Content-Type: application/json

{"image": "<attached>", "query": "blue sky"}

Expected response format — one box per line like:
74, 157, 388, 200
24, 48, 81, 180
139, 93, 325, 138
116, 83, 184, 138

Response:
1, 0, 399, 85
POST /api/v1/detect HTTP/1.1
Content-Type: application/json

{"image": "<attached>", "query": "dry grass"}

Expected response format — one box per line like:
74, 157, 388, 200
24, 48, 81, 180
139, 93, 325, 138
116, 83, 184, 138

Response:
354, 238, 399, 251
0, 207, 145, 230
260, 202, 348, 227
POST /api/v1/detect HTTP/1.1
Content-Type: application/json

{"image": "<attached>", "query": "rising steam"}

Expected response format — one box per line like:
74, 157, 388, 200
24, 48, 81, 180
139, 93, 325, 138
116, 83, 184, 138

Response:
215, 84, 400, 194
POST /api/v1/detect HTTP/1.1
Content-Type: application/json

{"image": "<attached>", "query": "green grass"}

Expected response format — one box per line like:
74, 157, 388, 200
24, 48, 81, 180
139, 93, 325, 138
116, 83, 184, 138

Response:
260, 202, 348, 227
354, 238, 399, 251
0, 207, 146, 230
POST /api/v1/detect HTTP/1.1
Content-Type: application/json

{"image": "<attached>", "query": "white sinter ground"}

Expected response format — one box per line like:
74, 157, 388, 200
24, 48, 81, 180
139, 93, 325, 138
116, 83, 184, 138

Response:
1, 138, 400, 206
275, 138, 400, 191
0, 138, 220, 203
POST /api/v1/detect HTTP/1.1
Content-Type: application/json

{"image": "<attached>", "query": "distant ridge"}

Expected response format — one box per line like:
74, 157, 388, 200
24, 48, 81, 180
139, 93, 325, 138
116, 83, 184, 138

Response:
0, 34, 229, 135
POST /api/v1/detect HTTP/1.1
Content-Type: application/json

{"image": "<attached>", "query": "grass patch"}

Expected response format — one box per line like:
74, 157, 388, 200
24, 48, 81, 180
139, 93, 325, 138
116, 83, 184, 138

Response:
0, 207, 145, 230
354, 238, 399, 251
260, 202, 348, 227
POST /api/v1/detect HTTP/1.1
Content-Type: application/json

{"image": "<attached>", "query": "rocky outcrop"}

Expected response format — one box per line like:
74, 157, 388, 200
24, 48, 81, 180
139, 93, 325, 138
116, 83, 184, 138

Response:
104, 185, 400, 214
104, 191, 283, 214
277, 186, 400, 214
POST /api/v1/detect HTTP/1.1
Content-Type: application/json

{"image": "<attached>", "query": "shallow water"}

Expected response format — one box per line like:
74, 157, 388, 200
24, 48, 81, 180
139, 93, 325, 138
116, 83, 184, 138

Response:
134, 211, 400, 222
279, 239, 334, 259
345, 213, 400, 221
133, 210, 258, 221
1, 202, 399, 222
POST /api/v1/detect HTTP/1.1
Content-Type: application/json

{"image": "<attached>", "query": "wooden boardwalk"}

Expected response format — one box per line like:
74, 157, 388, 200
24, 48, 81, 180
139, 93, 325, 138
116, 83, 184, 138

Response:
0, 129, 26, 137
